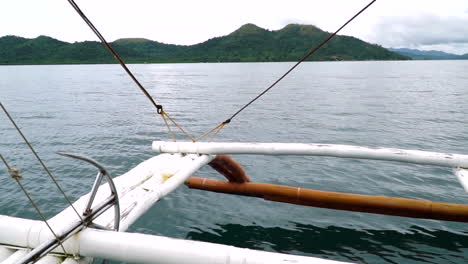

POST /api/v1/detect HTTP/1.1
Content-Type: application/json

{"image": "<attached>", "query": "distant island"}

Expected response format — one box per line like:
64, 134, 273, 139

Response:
388, 48, 468, 60
0, 23, 410, 65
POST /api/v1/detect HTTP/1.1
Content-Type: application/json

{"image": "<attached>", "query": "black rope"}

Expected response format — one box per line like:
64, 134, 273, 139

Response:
225, 0, 377, 123
66, 0, 163, 115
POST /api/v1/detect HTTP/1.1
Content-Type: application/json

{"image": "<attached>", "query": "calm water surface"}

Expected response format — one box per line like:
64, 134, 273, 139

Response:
1, 61, 468, 263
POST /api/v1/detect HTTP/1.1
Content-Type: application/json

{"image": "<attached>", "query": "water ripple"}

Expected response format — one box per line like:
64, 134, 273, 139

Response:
2, 61, 468, 263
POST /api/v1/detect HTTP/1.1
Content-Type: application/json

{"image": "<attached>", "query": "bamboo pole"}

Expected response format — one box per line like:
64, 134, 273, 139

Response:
186, 177, 468, 223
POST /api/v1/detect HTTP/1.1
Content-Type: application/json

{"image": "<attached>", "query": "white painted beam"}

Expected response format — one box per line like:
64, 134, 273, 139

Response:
77, 229, 352, 264
1, 249, 29, 264
0, 247, 15, 262
0, 154, 213, 261
49, 153, 213, 234
153, 141, 468, 168
0, 217, 350, 264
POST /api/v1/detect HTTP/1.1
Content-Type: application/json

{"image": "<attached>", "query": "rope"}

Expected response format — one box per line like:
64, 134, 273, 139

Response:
161, 112, 177, 142
208, 123, 226, 142
66, 0, 199, 141
201, 0, 377, 137
67, 0, 376, 143
163, 112, 196, 142
1, 102, 83, 221
195, 122, 225, 142
0, 154, 68, 255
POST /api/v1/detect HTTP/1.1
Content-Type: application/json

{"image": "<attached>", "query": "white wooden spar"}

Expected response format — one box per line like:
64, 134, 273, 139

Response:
5, 142, 467, 263
153, 141, 468, 194
0, 152, 352, 264
47, 153, 213, 232
0, 153, 214, 263
0, 215, 350, 264
153, 141, 468, 168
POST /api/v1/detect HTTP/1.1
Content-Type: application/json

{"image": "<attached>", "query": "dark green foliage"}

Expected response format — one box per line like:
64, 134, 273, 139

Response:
0, 24, 409, 65
0, 35, 68, 64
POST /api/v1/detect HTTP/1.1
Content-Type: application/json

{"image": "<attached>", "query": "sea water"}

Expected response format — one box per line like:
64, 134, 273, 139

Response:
1, 61, 468, 263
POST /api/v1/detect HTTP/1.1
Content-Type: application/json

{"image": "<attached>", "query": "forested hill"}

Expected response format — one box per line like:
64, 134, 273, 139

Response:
0, 23, 409, 65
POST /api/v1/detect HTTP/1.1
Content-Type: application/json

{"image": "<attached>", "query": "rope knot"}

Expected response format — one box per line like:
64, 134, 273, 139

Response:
8, 168, 22, 180
156, 104, 163, 114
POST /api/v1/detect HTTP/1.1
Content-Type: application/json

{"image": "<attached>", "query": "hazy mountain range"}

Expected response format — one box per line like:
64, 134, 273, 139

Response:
388, 48, 468, 60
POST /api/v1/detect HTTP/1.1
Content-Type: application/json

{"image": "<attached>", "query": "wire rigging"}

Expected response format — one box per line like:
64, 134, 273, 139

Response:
66, 0, 196, 141
0, 154, 68, 255
0, 102, 83, 221
223, 0, 377, 124
186, 0, 378, 142
66, 0, 376, 142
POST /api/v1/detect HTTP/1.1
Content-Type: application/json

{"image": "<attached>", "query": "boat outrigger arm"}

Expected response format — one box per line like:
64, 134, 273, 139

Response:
153, 141, 468, 222
2, 141, 468, 264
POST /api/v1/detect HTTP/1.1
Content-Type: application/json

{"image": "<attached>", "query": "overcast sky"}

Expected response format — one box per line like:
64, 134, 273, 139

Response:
1, 0, 468, 54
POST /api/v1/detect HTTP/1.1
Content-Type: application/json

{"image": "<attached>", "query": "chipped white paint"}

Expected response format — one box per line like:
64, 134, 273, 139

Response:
153, 141, 468, 168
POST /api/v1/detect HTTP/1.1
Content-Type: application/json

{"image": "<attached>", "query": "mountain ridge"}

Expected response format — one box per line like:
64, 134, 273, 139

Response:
0, 23, 409, 65
389, 48, 468, 60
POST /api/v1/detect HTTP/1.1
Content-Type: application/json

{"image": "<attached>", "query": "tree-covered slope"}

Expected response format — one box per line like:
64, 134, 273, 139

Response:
180, 24, 408, 62
0, 24, 409, 65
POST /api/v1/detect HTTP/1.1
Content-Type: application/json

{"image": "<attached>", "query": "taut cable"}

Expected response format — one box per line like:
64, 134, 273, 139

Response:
1, 102, 83, 221
200, 0, 377, 140
0, 154, 68, 256
66, 0, 195, 141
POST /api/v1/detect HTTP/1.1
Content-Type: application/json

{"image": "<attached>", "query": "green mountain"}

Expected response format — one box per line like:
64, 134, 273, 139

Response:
0, 24, 409, 65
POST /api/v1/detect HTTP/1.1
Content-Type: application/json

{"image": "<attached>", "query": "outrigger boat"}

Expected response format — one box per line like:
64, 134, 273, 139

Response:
2, 141, 468, 263
2, 0, 467, 263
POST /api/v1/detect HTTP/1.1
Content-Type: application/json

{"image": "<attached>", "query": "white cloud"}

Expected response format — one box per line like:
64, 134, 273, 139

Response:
2, 0, 468, 54
367, 14, 468, 54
